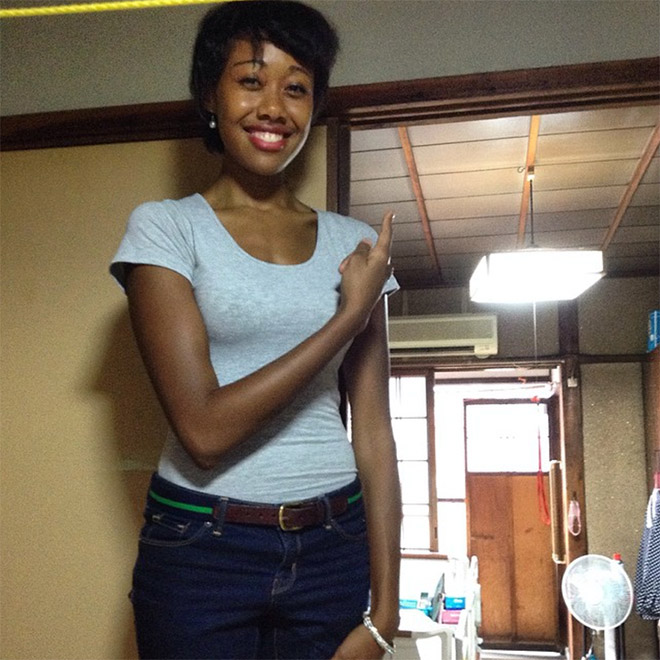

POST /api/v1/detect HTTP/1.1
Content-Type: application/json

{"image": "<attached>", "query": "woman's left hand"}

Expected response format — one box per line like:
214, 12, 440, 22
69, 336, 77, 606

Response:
330, 624, 385, 659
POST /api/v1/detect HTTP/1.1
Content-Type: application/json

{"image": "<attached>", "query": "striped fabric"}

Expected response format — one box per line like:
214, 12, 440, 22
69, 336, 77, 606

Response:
635, 487, 660, 620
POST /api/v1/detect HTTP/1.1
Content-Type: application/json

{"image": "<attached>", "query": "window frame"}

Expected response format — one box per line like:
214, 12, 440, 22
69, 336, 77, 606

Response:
392, 365, 560, 560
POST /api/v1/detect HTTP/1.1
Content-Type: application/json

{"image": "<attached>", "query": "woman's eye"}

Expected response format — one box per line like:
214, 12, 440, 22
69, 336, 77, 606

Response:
287, 83, 309, 97
239, 76, 261, 89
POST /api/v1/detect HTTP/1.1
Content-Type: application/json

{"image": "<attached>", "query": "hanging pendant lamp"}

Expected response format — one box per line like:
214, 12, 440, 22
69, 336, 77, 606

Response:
469, 169, 604, 304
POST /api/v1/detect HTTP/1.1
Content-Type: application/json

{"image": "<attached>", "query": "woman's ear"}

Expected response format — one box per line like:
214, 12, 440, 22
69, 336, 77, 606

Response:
202, 89, 217, 117
202, 98, 218, 128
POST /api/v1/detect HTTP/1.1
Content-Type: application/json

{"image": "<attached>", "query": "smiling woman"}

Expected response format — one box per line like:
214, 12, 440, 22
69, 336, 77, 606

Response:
108, 2, 402, 659
206, 40, 314, 177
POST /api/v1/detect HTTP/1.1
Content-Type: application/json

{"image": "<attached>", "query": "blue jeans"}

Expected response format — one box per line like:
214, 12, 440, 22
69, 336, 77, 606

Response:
131, 474, 370, 659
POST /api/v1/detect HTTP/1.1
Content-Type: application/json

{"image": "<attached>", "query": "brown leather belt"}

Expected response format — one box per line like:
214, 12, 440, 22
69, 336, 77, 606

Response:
148, 485, 362, 532
221, 495, 354, 531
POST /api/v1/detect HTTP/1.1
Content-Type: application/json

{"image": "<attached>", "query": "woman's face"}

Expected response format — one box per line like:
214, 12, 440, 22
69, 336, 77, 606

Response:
208, 39, 314, 177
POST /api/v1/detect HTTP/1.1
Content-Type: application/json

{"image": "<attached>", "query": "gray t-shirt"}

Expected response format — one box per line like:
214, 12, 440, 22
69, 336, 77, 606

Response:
111, 193, 398, 502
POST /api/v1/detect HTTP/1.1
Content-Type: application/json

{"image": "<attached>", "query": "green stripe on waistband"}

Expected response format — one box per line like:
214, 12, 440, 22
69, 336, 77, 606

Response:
149, 488, 362, 513
149, 489, 214, 515
347, 491, 363, 504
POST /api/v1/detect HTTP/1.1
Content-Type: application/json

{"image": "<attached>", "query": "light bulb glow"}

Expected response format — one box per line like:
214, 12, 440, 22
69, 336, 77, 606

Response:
470, 249, 604, 303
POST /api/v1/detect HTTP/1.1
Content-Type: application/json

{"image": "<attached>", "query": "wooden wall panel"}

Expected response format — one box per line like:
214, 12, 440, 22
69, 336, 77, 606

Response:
511, 475, 558, 642
469, 474, 557, 646
468, 474, 514, 640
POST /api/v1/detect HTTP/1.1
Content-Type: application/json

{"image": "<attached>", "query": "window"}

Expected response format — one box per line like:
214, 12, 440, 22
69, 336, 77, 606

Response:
391, 369, 554, 557
390, 374, 435, 552
465, 401, 550, 473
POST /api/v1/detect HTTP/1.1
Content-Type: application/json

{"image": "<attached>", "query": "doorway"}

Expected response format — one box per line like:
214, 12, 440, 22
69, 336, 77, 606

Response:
393, 367, 563, 651
465, 399, 559, 647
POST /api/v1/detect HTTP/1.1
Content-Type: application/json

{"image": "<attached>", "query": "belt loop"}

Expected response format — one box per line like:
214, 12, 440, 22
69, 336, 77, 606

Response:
212, 497, 229, 536
321, 495, 333, 528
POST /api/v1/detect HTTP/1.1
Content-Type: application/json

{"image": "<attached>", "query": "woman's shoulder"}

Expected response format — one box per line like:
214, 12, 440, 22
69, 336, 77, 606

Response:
130, 193, 205, 222
125, 194, 214, 241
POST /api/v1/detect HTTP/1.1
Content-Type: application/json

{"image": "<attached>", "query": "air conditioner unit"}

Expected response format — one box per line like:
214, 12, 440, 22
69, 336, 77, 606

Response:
388, 314, 498, 358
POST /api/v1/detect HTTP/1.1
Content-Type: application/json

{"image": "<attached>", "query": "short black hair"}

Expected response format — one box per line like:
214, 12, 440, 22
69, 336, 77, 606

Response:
190, 0, 339, 153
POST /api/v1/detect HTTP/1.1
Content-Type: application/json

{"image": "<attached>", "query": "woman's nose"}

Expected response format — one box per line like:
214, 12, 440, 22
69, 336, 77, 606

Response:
257, 86, 286, 121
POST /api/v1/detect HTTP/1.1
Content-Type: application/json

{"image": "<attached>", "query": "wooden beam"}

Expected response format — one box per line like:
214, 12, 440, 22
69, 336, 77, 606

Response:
601, 122, 660, 251
326, 57, 660, 127
398, 126, 442, 282
426, 371, 439, 554
2, 57, 658, 151
517, 115, 541, 247
0, 100, 199, 151
325, 118, 351, 216
560, 355, 589, 660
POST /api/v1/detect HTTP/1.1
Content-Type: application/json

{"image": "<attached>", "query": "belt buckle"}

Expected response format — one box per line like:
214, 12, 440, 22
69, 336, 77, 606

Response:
278, 501, 305, 531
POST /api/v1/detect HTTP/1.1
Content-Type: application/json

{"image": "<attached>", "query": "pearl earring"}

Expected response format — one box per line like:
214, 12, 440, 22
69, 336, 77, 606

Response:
208, 114, 217, 129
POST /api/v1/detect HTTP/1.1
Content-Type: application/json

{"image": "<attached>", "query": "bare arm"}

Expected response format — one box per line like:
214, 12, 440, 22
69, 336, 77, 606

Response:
125, 212, 394, 470
332, 298, 402, 660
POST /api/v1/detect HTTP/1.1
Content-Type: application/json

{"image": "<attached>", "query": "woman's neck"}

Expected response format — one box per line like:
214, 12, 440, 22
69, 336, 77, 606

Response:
205, 161, 300, 213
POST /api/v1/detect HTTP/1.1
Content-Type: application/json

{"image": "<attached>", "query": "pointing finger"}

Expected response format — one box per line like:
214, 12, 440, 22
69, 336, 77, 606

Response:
375, 211, 395, 255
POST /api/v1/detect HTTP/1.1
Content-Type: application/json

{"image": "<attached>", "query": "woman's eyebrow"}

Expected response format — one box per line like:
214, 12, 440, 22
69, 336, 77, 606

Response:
231, 60, 312, 77
289, 64, 312, 77
232, 58, 264, 68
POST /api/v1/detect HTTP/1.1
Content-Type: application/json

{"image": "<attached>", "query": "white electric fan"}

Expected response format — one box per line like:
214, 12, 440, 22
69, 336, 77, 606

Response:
561, 554, 634, 660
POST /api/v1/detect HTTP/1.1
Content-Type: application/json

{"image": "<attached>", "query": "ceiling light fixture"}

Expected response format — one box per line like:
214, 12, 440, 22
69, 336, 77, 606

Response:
469, 168, 604, 304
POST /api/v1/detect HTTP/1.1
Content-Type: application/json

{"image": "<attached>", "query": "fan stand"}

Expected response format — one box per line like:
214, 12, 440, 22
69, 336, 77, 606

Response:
603, 628, 618, 660
582, 628, 619, 660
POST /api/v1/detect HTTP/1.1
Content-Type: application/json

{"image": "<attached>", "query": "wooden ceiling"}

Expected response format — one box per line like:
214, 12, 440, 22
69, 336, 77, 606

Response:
349, 105, 660, 289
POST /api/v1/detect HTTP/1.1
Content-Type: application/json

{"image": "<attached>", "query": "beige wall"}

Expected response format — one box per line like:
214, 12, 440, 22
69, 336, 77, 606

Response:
0, 128, 327, 659
582, 362, 653, 657
578, 278, 659, 659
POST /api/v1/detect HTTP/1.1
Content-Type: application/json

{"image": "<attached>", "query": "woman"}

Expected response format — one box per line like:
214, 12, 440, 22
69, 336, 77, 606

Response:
111, 2, 401, 658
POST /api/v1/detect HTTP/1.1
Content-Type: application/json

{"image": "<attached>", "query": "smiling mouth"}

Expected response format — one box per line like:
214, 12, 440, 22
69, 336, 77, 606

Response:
246, 129, 291, 151
252, 131, 285, 143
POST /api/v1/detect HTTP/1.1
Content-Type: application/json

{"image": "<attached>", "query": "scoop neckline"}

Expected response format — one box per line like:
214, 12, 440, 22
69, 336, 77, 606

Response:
194, 193, 321, 268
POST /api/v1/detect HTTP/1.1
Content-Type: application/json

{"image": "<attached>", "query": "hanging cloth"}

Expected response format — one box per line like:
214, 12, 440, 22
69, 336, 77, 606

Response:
634, 481, 660, 620
567, 495, 581, 536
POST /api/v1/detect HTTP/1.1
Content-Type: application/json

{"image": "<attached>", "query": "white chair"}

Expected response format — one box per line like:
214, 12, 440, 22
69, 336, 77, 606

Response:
399, 608, 457, 660
415, 632, 446, 660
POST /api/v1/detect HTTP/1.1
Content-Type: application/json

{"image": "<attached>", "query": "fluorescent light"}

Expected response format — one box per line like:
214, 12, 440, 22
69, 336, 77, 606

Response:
469, 248, 604, 303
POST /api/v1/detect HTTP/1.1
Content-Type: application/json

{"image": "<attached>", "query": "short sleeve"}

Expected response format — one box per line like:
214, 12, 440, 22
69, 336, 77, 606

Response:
110, 200, 196, 291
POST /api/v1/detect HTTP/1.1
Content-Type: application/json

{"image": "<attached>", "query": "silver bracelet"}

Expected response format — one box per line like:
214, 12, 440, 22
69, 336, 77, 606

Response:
362, 612, 396, 655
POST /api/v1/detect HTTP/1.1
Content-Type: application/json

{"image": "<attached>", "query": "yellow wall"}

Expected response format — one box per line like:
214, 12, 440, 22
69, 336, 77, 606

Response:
0, 128, 327, 659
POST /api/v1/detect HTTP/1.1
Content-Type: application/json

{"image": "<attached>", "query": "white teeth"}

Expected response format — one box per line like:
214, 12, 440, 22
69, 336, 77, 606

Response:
252, 131, 284, 142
